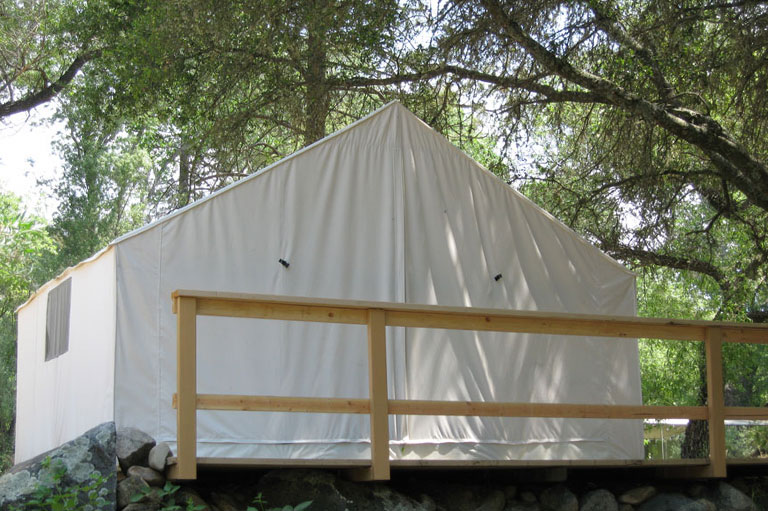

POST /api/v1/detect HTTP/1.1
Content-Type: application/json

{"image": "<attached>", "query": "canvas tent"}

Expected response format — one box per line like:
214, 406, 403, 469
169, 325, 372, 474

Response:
15, 102, 643, 464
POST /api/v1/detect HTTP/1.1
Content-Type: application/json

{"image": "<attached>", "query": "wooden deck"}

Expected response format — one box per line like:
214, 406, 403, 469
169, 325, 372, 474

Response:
169, 290, 768, 481
167, 456, 768, 481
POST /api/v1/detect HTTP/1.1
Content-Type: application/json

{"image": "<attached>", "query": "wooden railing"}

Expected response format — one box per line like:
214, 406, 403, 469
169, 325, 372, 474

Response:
170, 290, 768, 481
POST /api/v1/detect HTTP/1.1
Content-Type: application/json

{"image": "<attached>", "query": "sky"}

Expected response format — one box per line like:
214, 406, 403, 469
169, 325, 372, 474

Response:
0, 105, 64, 219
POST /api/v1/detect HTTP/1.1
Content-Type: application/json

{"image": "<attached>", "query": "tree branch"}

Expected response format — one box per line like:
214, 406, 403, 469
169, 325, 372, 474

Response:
0, 50, 99, 119
477, 0, 768, 213
600, 241, 726, 283
587, 2, 677, 104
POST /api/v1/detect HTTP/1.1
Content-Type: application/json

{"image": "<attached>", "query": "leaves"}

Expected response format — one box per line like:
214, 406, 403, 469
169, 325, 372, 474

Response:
9, 457, 110, 510
0, 193, 55, 471
247, 492, 312, 511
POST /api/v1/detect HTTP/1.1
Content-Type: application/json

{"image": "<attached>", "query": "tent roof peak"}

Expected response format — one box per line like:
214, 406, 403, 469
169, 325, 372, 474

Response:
109, 100, 414, 246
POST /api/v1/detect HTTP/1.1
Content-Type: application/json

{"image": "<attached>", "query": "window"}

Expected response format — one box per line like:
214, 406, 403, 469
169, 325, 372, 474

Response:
45, 278, 71, 361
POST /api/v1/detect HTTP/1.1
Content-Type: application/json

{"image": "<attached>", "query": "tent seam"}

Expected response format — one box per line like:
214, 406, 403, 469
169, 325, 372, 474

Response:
156, 224, 164, 441
111, 247, 118, 425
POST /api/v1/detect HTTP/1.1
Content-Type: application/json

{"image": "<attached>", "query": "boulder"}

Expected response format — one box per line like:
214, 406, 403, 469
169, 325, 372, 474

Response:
148, 442, 172, 472
127, 465, 165, 487
117, 475, 150, 509
122, 503, 160, 511
209, 491, 241, 511
695, 499, 717, 511
580, 489, 618, 511
638, 493, 711, 511
255, 469, 431, 510
703, 482, 756, 511
505, 502, 540, 511
620, 486, 657, 505
418, 494, 438, 511
177, 487, 213, 511
0, 421, 116, 510
116, 427, 156, 472
539, 485, 577, 511
476, 490, 505, 511
416, 480, 508, 511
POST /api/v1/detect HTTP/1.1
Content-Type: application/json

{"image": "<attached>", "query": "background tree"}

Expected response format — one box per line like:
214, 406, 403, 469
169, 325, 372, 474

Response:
3, 0, 768, 465
0, 193, 55, 471
62, 0, 410, 209
0, 0, 120, 119
392, 0, 768, 456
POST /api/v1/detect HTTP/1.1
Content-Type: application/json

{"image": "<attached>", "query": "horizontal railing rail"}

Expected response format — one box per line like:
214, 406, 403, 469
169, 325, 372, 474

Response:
171, 290, 768, 480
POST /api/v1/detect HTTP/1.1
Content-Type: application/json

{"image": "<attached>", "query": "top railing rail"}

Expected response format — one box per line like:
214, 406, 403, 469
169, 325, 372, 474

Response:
170, 290, 768, 481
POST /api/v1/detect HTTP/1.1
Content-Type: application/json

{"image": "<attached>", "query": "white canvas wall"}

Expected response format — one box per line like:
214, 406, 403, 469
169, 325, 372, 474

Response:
115, 112, 405, 458
398, 111, 642, 458
112, 102, 643, 460
15, 248, 116, 462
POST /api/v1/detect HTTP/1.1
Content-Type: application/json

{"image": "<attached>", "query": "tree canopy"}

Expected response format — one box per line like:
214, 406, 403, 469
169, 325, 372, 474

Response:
0, 192, 55, 470
1, 0, 767, 465
412, 0, 768, 320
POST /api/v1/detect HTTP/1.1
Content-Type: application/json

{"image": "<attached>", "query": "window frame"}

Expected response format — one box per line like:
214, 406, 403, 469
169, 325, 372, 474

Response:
45, 278, 72, 361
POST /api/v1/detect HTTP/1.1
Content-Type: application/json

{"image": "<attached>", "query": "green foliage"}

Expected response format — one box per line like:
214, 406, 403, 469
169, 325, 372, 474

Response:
248, 492, 312, 511
0, 193, 56, 471
54, 0, 413, 209
45, 98, 153, 272
636, 268, 718, 408
0, 0, 132, 117
131, 481, 206, 511
4, 0, 767, 464
10, 456, 110, 511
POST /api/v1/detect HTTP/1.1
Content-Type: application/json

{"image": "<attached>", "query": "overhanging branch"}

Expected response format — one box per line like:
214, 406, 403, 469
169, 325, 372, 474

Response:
0, 50, 100, 119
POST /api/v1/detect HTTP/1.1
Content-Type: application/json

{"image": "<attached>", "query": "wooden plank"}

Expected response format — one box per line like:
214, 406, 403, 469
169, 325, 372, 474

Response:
724, 458, 768, 465
167, 457, 370, 471
167, 456, 711, 473
386, 310, 706, 342
390, 458, 709, 468
172, 290, 768, 341
172, 393, 370, 414
724, 407, 768, 420
352, 309, 390, 481
173, 394, 707, 419
175, 296, 197, 480
388, 400, 708, 420
722, 327, 768, 344
195, 298, 368, 325
706, 327, 727, 478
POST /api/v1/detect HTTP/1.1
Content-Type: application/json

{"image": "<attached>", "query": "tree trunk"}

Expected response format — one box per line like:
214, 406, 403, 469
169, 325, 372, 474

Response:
302, 5, 330, 146
681, 343, 709, 458
178, 139, 192, 208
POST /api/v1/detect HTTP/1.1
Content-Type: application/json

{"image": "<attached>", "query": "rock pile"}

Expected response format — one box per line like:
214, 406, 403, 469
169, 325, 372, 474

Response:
0, 422, 116, 510
2, 423, 767, 511
115, 427, 174, 510
141, 467, 764, 511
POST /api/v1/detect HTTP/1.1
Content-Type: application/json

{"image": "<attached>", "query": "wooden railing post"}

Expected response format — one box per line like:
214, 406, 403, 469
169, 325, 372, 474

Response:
705, 327, 726, 478
175, 296, 198, 480
351, 308, 390, 481
164, 291, 768, 480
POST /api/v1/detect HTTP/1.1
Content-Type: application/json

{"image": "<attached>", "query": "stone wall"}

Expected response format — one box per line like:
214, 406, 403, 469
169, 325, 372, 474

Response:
2, 424, 767, 511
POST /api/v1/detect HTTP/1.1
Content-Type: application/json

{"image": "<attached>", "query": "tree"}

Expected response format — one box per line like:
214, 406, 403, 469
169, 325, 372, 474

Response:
64, 0, 411, 208
18, 0, 768, 459
353, 0, 768, 316
0, 192, 55, 471
45, 96, 155, 272
0, 0, 110, 119
379, 0, 768, 455
51, 0, 505, 218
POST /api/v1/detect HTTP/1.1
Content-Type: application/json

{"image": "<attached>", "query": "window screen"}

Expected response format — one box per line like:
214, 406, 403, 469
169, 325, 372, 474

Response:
45, 278, 71, 361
